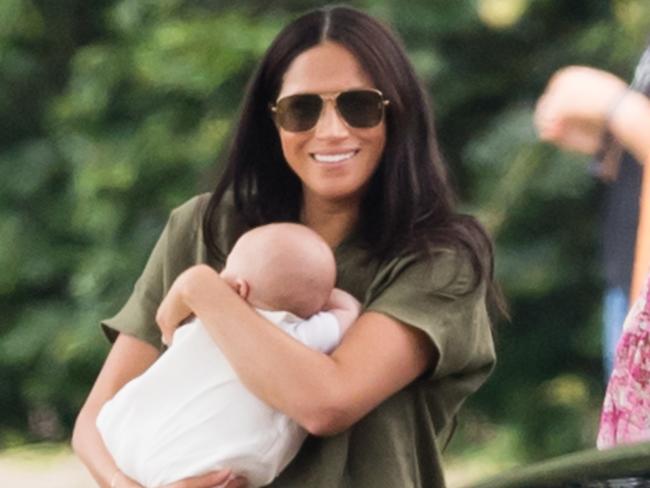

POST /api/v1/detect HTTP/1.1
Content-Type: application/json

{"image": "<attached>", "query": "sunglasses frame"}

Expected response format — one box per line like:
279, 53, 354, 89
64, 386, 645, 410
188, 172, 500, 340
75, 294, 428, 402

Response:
270, 88, 390, 132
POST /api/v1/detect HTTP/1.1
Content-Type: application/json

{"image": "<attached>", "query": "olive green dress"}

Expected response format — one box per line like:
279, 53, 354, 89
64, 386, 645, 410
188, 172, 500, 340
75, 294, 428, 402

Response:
102, 194, 496, 488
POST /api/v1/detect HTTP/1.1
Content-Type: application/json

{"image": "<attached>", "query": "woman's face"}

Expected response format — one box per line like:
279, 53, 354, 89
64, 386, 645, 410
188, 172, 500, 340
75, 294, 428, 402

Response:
275, 41, 387, 207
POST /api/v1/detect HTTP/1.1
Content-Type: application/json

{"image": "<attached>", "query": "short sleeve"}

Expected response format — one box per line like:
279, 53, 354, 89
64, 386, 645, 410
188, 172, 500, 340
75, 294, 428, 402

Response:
364, 248, 495, 382
101, 194, 212, 349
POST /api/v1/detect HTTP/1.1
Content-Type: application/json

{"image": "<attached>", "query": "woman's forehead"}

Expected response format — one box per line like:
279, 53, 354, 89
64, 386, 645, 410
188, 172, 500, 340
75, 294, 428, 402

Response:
277, 41, 375, 98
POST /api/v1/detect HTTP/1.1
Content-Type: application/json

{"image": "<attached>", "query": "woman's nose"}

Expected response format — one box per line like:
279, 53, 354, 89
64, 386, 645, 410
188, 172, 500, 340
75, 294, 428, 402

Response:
314, 100, 349, 138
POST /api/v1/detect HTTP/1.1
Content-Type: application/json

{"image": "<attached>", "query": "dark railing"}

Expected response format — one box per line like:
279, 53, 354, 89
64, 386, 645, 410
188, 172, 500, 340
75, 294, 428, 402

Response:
467, 442, 650, 488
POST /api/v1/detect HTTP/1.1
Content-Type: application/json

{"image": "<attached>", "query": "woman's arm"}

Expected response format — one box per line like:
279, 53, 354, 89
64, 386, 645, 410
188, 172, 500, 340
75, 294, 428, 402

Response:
73, 334, 242, 488
72, 334, 160, 487
156, 265, 435, 436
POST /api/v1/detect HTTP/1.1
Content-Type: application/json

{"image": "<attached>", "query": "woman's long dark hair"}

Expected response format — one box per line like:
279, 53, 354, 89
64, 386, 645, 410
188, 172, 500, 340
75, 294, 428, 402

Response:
203, 5, 504, 313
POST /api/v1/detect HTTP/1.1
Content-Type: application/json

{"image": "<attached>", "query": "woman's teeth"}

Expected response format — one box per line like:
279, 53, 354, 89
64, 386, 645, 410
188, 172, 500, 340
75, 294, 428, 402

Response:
312, 150, 357, 163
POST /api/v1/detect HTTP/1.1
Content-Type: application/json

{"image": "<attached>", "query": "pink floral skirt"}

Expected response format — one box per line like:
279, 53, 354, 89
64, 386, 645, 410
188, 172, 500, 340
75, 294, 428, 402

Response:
598, 274, 650, 448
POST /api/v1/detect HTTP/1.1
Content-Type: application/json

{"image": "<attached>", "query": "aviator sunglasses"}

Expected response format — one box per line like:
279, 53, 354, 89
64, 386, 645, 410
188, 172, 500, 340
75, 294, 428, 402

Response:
270, 89, 389, 132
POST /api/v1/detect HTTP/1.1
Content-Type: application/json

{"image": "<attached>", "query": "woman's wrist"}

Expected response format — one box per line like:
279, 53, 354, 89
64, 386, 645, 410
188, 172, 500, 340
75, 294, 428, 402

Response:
604, 87, 633, 131
608, 89, 650, 164
110, 469, 140, 488
109, 469, 121, 488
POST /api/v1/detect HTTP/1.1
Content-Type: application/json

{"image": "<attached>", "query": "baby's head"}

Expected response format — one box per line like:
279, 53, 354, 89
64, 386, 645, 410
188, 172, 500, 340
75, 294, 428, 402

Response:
220, 223, 336, 318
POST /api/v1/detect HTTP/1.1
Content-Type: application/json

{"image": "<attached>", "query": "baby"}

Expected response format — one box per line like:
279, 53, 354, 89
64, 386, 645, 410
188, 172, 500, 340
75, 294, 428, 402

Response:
97, 223, 360, 487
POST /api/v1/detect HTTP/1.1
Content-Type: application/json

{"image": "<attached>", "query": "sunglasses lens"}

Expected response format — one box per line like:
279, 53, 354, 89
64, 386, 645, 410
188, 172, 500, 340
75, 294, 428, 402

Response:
276, 94, 322, 132
274, 90, 386, 132
337, 90, 384, 128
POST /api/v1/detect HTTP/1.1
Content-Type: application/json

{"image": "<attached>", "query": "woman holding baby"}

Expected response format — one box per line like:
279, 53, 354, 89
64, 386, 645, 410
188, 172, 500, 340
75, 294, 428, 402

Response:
73, 5, 500, 487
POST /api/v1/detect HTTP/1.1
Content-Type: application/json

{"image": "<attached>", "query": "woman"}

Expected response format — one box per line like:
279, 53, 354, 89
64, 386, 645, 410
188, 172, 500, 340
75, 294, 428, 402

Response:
536, 65, 650, 449
73, 6, 498, 487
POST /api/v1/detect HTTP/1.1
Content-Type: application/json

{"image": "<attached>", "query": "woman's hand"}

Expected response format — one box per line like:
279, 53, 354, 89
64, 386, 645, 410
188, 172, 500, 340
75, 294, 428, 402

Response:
534, 66, 628, 154
159, 470, 248, 488
111, 469, 247, 488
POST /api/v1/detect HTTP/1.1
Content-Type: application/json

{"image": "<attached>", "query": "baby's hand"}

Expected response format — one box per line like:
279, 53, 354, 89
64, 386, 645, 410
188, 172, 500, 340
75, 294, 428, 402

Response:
324, 288, 362, 335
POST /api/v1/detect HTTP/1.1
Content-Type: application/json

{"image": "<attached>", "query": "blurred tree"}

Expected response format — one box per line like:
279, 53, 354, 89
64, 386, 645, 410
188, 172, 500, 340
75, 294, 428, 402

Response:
0, 0, 118, 443
0, 0, 372, 445
2, 0, 650, 466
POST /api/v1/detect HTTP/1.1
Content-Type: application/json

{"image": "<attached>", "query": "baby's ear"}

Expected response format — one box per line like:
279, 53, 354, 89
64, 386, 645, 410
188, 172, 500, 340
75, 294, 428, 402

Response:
234, 278, 249, 300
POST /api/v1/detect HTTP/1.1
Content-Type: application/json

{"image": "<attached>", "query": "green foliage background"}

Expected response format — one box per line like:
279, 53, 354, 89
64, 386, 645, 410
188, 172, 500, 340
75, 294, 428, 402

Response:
2, 0, 650, 465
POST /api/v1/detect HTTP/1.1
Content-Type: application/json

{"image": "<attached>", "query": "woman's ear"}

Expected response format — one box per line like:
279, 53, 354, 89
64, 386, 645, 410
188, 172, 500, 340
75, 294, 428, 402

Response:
235, 278, 249, 300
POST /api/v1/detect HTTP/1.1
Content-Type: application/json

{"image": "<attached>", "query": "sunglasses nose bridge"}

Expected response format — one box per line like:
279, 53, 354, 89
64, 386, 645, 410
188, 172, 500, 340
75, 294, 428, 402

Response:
314, 94, 350, 135
319, 94, 339, 116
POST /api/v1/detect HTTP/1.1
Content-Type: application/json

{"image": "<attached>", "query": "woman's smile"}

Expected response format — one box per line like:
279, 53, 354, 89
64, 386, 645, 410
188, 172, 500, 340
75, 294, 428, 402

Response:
310, 149, 360, 164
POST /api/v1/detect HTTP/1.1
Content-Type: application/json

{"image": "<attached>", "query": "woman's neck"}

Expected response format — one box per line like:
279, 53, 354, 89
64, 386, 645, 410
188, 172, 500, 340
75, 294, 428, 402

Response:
300, 195, 360, 249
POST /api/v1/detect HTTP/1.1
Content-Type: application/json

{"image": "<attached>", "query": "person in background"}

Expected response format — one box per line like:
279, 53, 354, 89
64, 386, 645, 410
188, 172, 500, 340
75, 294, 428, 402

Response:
535, 61, 650, 448
593, 45, 650, 380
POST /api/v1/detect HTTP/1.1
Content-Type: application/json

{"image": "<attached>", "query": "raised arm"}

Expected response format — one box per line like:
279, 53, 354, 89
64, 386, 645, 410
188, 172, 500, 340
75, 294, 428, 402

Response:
535, 65, 650, 299
156, 264, 435, 437
535, 66, 650, 165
